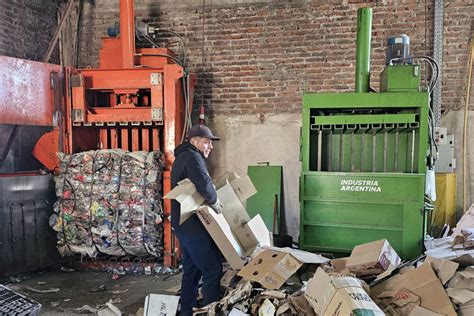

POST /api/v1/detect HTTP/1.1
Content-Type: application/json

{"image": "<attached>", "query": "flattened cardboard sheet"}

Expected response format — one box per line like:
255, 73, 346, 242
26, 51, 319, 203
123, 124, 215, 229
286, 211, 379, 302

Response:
425, 256, 459, 285
446, 288, 474, 305
218, 183, 251, 229
263, 246, 329, 264
372, 262, 456, 316
448, 268, 474, 290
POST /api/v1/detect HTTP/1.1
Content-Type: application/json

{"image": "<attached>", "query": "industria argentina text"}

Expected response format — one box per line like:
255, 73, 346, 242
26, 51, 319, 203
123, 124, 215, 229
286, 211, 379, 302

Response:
340, 179, 382, 192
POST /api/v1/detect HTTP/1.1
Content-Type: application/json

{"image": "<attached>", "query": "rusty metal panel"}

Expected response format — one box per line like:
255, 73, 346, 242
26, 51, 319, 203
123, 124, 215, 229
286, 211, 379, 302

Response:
0, 56, 62, 126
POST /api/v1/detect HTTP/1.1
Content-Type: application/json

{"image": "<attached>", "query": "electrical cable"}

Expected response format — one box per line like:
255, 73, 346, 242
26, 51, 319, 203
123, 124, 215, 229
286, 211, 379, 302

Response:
73, 0, 84, 68
390, 56, 440, 169
135, 52, 184, 68
180, 72, 192, 144
136, 27, 187, 67
153, 29, 187, 67
134, 21, 192, 143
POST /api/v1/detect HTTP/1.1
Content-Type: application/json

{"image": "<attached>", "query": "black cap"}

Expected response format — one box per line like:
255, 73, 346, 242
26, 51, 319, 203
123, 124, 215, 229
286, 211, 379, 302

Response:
187, 125, 220, 141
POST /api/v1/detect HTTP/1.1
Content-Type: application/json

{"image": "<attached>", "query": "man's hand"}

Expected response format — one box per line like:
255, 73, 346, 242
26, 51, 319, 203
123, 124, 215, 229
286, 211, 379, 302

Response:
211, 199, 224, 214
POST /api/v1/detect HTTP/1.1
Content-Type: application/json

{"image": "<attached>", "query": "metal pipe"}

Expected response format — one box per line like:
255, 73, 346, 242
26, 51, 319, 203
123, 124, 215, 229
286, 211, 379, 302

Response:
355, 7, 372, 93
120, 0, 136, 68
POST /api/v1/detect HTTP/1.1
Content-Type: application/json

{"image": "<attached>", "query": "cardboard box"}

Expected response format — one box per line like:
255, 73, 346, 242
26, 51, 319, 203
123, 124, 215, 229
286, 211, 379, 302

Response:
233, 214, 272, 256
196, 207, 272, 270
376, 288, 421, 315
263, 246, 329, 264
144, 294, 179, 316
424, 236, 474, 263
238, 248, 303, 290
217, 177, 252, 229
164, 179, 205, 224
196, 206, 246, 269
346, 239, 401, 276
167, 173, 271, 269
371, 262, 457, 316
304, 268, 384, 315
164, 174, 257, 225
238, 248, 329, 290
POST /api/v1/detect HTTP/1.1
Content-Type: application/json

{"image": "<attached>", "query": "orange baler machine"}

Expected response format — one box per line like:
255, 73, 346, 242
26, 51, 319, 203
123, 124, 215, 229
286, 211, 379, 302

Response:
35, 0, 194, 267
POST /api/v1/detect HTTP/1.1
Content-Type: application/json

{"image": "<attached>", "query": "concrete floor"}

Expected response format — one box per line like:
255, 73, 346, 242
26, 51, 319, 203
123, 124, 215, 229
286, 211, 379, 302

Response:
2, 267, 182, 315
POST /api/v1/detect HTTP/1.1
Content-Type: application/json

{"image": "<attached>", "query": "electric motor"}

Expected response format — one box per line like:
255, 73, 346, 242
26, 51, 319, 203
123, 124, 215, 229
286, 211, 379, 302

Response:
386, 34, 411, 65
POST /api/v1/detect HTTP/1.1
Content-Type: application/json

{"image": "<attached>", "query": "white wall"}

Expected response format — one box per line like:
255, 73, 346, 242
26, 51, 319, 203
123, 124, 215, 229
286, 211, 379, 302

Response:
208, 113, 302, 239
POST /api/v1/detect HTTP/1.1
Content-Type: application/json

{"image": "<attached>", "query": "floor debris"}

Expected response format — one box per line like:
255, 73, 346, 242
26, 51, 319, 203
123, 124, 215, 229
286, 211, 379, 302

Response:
24, 286, 61, 293
4, 206, 474, 315
74, 304, 98, 313
190, 229, 474, 315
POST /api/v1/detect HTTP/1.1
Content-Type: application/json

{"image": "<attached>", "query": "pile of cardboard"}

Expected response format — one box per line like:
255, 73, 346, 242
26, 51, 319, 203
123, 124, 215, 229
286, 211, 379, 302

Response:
425, 205, 474, 264
166, 175, 474, 315
203, 240, 472, 315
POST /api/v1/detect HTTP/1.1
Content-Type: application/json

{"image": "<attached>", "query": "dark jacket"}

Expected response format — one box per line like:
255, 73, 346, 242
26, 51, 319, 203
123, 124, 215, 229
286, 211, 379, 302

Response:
171, 141, 217, 229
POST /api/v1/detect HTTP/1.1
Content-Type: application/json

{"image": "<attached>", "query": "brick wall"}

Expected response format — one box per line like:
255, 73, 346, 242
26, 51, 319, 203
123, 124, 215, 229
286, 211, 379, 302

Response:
0, 0, 60, 62
442, 0, 473, 110
76, 0, 472, 116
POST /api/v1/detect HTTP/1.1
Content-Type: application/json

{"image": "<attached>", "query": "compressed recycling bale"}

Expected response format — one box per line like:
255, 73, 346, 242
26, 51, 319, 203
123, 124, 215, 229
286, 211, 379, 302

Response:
55, 151, 95, 199
90, 198, 126, 256
50, 149, 165, 258
91, 149, 124, 197
117, 151, 164, 257
50, 198, 97, 257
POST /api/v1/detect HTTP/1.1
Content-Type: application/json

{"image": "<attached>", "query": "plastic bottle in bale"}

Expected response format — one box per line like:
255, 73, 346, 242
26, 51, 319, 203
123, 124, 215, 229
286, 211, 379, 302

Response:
117, 151, 164, 257
50, 197, 98, 258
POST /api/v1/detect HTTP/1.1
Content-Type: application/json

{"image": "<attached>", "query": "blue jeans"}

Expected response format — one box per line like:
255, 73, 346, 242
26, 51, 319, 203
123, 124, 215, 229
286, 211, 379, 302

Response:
174, 215, 222, 316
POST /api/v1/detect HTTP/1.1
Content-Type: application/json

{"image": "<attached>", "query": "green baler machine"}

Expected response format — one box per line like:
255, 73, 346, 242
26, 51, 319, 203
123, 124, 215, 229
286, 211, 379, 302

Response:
300, 8, 431, 259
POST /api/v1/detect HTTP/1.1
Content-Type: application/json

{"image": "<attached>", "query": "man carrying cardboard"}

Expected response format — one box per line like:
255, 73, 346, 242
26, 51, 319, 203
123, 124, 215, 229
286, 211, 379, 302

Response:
170, 124, 223, 316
